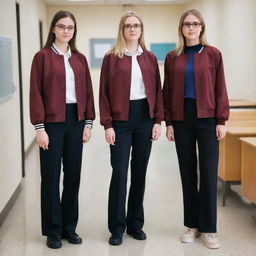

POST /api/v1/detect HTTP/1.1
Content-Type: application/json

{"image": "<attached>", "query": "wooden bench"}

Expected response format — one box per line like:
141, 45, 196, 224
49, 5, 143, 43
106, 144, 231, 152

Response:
240, 137, 256, 203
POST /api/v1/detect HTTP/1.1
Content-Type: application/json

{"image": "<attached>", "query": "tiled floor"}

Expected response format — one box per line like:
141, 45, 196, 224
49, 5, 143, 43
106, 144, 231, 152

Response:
0, 124, 256, 256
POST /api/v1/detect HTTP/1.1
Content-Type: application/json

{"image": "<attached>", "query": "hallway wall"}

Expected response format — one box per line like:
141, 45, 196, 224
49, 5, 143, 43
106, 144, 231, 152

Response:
0, 0, 47, 214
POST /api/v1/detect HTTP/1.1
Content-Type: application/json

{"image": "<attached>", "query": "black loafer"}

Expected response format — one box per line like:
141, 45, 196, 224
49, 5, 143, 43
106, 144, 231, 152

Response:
109, 234, 123, 245
127, 229, 147, 240
46, 236, 62, 249
62, 232, 82, 244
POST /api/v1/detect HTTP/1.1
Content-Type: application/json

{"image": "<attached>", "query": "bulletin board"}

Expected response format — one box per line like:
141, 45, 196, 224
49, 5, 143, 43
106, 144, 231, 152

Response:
0, 37, 15, 103
90, 38, 115, 68
150, 43, 176, 64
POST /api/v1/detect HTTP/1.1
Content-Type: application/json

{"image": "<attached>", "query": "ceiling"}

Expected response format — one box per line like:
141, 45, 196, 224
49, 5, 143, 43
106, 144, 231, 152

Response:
44, 0, 193, 5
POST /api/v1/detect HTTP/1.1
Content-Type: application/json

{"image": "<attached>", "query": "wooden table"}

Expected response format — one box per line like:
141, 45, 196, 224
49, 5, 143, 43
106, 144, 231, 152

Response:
229, 109, 256, 121
229, 99, 256, 108
218, 123, 256, 206
240, 137, 256, 203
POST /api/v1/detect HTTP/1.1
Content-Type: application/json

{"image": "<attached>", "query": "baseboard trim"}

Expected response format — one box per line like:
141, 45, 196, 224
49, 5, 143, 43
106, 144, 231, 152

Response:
0, 182, 22, 228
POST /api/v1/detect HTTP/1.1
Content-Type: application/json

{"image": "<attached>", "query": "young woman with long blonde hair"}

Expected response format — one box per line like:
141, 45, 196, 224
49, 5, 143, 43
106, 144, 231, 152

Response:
99, 11, 164, 246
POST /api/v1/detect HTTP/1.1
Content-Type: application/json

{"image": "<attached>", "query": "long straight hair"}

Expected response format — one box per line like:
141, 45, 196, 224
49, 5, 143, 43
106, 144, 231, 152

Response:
108, 11, 147, 58
175, 9, 209, 56
44, 10, 78, 52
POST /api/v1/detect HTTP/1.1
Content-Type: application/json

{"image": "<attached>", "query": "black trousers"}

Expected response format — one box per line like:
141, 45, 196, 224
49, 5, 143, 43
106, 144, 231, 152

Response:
39, 104, 84, 237
173, 99, 219, 233
108, 99, 154, 235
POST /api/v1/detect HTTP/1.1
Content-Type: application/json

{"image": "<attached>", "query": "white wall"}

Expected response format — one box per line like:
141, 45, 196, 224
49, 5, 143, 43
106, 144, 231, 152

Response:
0, 0, 22, 213
185, 0, 256, 100
0, 0, 47, 214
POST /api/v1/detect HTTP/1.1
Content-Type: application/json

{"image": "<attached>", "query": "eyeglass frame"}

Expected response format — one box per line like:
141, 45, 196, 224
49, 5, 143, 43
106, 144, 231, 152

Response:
55, 24, 76, 32
123, 23, 142, 30
182, 22, 202, 29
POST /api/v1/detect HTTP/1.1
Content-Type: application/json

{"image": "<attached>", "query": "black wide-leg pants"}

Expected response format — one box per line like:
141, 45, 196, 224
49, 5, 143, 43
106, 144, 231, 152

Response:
108, 99, 154, 235
173, 99, 219, 233
39, 104, 84, 237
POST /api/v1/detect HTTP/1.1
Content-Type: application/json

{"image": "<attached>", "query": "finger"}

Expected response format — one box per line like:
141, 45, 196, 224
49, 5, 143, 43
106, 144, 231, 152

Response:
154, 132, 160, 141
110, 137, 115, 145
107, 137, 113, 145
216, 129, 219, 139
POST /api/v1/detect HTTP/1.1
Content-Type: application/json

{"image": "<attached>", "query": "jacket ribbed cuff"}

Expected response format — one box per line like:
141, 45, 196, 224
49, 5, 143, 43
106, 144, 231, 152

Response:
103, 121, 113, 130
85, 120, 93, 129
217, 119, 226, 125
34, 123, 45, 130
165, 120, 173, 126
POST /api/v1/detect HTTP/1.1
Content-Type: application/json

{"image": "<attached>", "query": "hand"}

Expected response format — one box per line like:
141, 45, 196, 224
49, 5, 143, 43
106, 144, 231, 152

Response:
166, 125, 175, 141
36, 130, 49, 150
151, 123, 161, 141
216, 124, 226, 140
82, 127, 91, 143
105, 128, 115, 145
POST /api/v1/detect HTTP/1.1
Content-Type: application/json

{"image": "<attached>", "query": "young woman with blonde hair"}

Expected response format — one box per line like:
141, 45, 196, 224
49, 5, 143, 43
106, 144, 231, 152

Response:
163, 9, 229, 249
99, 11, 164, 246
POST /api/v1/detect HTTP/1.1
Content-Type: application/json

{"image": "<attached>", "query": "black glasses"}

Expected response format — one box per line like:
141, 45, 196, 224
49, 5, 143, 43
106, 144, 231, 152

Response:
55, 24, 75, 32
183, 22, 201, 29
123, 23, 142, 30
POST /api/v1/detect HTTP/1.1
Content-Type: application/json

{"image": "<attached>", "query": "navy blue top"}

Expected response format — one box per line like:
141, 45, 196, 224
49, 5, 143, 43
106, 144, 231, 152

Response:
184, 44, 203, 99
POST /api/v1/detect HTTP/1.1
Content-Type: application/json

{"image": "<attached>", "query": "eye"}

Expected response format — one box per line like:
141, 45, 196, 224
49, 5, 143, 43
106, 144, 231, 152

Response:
58, 24, 65, 30
124, 24, 131, 29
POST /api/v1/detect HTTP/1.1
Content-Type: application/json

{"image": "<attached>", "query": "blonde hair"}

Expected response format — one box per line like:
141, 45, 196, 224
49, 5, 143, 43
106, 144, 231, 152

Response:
108, 11, 147, 58
175, 9, 209, 56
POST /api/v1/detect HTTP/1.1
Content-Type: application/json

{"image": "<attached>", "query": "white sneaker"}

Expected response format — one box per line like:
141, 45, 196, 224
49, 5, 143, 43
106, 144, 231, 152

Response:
200, 233, 220, 249
181, 228, 199, 243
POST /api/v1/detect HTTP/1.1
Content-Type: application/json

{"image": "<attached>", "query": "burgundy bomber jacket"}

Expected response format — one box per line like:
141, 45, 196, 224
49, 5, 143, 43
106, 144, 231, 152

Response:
163, 45, 229, 125
99, 50, 164, 129
30, 48, 95, 125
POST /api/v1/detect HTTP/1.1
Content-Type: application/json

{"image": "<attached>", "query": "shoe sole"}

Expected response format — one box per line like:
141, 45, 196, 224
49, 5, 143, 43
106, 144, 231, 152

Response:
126, 233, 147, 240
181, 232, 199, 243
46, 242, 62, 249
181, 237, 196, 243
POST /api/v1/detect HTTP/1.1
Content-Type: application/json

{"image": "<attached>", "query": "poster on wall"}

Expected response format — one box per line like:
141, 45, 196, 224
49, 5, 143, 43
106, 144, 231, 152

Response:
0, 37, 15, 104
150, 43, 176, 64
90, 38, 115, 68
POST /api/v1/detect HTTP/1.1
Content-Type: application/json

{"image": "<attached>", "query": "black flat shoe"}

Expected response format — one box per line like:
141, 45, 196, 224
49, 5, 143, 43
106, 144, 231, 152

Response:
127, 229, 147, 240
46, 236, 62, 249
62, 232, 82, 244
108, 234, 123, 245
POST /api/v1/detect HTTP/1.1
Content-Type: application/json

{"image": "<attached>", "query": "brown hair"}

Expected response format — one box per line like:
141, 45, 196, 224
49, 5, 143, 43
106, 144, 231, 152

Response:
108, 10, 147, 58
44, 10, 78, 52
175, 9, 209, 56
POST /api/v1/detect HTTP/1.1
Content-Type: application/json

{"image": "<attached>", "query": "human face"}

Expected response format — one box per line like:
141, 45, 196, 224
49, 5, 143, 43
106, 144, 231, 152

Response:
53, 17, 75, 45
123, 16, 142, 43
182, 14, 202, 46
